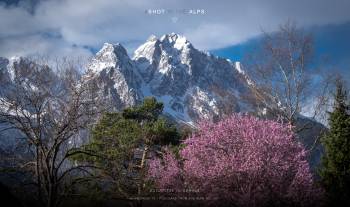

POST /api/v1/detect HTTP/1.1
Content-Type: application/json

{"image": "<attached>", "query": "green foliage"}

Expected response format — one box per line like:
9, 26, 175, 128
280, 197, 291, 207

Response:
73, 97, 182, 200
320, 80, 350, 205
143, 118, 180, 145
122, 96, 163, 122
74, 112, 141, 165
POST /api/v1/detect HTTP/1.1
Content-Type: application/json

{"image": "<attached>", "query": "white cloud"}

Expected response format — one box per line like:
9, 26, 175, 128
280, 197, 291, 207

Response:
0, 0, 350, 58
0, 34, 92, 59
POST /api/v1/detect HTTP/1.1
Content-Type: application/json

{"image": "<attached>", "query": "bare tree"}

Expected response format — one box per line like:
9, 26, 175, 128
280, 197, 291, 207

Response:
0, 57, 103, 207
244, 21, 331, 132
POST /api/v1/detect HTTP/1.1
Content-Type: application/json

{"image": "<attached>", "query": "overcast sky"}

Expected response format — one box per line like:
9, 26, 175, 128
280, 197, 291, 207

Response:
1, 0, 350, 58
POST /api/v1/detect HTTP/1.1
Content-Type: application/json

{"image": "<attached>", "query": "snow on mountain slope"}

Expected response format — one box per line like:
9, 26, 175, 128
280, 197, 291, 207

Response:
0, 33, 327, 170
86, 43, 143, 110
86, 34, 325, 169
88, 33, 256, 125
0, 57, 60, 149
86, 33, 323, 169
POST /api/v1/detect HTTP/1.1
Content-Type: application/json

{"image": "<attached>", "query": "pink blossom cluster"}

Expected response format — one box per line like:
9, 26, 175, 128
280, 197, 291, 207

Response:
148, 114, 323, 206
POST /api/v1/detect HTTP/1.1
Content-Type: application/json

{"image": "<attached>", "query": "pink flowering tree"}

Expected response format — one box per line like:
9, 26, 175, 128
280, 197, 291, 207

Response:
148, 114, 323, 206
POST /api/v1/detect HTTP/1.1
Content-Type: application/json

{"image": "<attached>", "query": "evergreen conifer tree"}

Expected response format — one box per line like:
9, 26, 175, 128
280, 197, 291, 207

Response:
320, 79, 350, 205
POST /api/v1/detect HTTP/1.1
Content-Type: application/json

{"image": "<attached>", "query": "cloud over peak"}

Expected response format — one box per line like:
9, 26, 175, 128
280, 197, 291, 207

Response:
1, 0, 350, 58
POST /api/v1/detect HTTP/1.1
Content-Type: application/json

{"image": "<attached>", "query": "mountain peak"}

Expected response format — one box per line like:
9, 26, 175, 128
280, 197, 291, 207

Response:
99, 43, 128, 56
133, 33, 193, 62
146, 35, 158, 42
159, 33, 191, 50
88, 43, 130, 73
160, 33, 182, 42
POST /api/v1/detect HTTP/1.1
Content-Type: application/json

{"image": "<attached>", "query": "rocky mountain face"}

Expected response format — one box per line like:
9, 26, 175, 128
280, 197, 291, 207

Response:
0, 33, 325, 169
87, 43, 143, 110
0, 34, 261, 126
83, 33, 324, 169
86, 33, 255, 126
0, 56, 63, 150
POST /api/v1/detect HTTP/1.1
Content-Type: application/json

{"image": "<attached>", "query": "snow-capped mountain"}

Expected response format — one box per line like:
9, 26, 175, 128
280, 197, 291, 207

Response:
0, 33, 325, 169
88, 33, 255, 126
84, 33, 325, 169
0, 56, 66, 148
87, 43, 143, 110
0, 35, 256, 149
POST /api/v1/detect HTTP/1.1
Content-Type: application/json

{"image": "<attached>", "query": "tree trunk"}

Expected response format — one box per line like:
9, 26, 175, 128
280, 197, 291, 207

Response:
136, 145, 149, 207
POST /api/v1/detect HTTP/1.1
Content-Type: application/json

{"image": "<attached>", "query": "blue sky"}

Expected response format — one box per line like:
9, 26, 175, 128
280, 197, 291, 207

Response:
210, 22, 350, 79
211, 22, 350, 62
0, 0, 350, 74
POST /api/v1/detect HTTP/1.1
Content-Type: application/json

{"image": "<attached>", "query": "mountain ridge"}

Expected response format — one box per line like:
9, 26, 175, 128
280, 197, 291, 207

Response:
85, 34, 325, 170
0, 33, 325, 169
86, 33, 255, 126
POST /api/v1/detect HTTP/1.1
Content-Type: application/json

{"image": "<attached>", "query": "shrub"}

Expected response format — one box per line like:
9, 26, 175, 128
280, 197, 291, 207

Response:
148, 114, 323, 206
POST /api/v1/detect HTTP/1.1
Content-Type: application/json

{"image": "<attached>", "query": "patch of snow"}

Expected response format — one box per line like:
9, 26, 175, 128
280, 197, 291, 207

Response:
133, 36, 158, 61
0, 98, 32, 117
235, 61, 244, 74
7, 56, 23, 81
173, 35, 188, 50
235, 61, 255, 86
